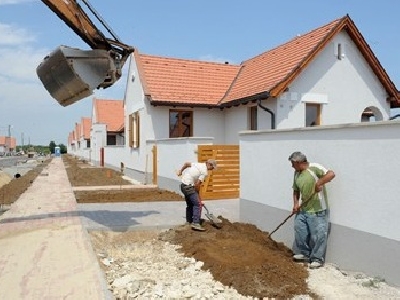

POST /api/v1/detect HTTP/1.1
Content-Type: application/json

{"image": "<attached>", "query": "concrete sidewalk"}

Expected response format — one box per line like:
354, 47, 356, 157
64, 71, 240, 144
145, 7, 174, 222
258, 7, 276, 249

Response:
0, 158, 111, 299
0, 158, 241, 299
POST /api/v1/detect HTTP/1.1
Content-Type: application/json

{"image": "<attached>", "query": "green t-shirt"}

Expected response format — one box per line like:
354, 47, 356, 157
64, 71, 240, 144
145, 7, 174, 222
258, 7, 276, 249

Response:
292, 163, 329, 213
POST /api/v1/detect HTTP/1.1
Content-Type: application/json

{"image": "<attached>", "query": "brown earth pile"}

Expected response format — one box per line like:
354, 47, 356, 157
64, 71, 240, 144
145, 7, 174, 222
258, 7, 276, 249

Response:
160, 219, 315, 298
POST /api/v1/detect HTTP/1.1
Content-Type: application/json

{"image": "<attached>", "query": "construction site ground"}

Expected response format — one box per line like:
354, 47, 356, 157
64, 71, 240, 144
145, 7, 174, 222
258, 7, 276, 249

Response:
2, 155, 398, 298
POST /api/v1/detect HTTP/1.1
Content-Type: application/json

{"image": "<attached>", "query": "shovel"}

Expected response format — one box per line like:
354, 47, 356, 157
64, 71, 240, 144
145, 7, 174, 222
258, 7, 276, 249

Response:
202, 203, 222, 228
268, 211, 296, 238
268, 192, 316, 239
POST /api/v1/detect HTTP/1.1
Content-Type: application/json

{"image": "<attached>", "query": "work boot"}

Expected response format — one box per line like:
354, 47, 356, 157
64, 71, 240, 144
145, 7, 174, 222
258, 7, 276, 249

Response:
293, 254, 309, 262
191, 223, 206, 231
309, 261, 323, 269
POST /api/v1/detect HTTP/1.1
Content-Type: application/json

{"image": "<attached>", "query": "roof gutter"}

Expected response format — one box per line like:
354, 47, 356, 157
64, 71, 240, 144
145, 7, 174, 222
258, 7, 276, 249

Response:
255, 92, 275, 129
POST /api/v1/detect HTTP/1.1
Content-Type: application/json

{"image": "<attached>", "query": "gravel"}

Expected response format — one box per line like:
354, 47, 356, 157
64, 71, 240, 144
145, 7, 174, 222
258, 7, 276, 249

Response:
89, 230, 400, 299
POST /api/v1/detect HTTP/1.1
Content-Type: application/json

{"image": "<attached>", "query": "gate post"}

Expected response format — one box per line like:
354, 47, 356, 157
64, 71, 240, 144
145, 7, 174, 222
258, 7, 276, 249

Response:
100, 147, 104, 167
152, 145, 158, 185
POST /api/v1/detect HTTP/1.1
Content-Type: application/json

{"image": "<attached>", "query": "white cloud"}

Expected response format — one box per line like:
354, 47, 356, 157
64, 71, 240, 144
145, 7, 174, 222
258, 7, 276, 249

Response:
0, 23, 35, 45
0, 47, 47, 81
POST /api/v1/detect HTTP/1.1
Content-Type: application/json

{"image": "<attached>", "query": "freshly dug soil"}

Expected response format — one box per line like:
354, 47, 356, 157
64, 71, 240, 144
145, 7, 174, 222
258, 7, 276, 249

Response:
64, 155, 133, 186
75, 189, 184, 203
160, 219, 314, 298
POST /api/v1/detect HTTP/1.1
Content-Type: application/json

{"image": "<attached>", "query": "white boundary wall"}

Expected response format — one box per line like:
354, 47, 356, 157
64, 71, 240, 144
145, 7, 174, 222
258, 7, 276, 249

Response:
239, 120, 400, 286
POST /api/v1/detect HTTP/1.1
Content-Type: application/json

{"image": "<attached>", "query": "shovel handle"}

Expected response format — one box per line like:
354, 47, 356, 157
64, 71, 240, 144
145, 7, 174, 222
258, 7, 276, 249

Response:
268, 211, 295, 238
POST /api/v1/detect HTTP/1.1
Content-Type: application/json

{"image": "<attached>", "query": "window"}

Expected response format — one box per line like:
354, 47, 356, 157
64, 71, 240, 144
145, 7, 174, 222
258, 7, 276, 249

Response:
306, 104, 321, 127
106, 135, 116, 145
169, 110, 193, 138
248, 106, 257, 130
337, 43, 342, 60
129, 112, 140, 148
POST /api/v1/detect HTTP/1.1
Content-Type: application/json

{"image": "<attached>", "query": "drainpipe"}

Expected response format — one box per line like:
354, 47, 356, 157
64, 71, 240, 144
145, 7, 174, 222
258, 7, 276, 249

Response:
256, 92, 276, 129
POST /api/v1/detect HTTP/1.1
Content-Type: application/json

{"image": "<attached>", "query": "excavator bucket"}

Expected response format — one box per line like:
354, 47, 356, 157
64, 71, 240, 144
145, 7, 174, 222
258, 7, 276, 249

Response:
36, 45, 118, 107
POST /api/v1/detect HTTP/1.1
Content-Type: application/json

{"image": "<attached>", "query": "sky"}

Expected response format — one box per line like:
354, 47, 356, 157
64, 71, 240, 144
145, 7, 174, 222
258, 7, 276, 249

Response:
0, 0, 399, 146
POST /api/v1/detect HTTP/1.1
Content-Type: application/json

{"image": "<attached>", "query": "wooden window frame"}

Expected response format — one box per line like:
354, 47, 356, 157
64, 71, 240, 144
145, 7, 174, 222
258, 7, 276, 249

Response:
169, 110, 193, 138
248, 106, 257, 130
129, 112, 140, 148
305, 103, 321, 127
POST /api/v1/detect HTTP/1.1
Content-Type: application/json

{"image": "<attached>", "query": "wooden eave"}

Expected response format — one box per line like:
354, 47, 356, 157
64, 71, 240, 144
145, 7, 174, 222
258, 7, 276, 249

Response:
148, 97, 219, 109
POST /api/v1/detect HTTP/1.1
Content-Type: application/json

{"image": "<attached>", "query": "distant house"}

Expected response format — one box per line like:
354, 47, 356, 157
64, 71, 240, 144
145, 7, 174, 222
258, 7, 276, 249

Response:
79, 117, 91, 148
0, 136, 16, 154
67, 131, 75, 153
74, 122, 81, 151
90, 98, 124, 164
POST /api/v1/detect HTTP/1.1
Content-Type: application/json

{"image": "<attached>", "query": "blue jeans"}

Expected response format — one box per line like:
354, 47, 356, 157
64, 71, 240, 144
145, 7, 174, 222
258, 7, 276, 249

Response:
180, 184, 202, 224
293, 210, 328, 263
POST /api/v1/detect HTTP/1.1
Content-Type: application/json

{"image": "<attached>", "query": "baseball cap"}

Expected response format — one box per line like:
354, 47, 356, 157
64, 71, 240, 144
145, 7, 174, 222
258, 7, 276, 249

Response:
207, 159, 217, 169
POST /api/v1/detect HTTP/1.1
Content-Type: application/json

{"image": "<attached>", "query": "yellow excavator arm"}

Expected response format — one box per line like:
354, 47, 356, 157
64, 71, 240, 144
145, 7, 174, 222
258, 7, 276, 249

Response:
37, 0, 134, 106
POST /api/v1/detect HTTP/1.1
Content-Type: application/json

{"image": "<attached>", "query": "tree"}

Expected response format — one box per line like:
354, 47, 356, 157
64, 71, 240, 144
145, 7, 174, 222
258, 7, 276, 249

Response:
49, 141, 56, 154
59, 144, 67, 154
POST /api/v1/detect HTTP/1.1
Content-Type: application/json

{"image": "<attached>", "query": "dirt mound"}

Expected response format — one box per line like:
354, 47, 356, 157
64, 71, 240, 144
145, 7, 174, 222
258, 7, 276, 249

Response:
160, 218, 315, 298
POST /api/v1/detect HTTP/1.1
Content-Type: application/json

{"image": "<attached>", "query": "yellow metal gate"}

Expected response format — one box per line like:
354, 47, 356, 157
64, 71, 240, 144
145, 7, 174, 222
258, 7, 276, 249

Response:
198, 145, 239, 200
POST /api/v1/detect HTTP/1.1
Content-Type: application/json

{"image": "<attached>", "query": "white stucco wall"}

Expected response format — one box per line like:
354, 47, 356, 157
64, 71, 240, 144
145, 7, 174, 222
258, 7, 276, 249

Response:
240, 121, 400, 240
239, 120, 400, 285
90, 123, 106, 165
276, 31, 391, 129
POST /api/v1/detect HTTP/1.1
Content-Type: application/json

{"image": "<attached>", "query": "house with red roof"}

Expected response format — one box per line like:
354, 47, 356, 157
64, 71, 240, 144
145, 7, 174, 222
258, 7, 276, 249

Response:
0, 136, 16, 154
71, 116, 92, 158
80, 117, 91, 148
90, 98, 124, 164
118, 15, 398, 181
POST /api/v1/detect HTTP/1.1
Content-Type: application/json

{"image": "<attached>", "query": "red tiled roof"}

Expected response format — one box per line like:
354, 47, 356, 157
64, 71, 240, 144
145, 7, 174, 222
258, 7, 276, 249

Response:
93, 98, 124, 132
75, 123, 81, 140
81, 117, 91, 139
68, 132, 74, 145
136, 15, 399, 108
136, 53, 240, 106
0, 136, 16, 148
221, 18, 344, 103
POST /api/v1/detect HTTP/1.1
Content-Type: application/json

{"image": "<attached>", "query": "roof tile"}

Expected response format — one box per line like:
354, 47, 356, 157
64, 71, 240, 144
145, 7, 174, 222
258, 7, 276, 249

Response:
138, 54, 240, 106
93, 98, 124, 132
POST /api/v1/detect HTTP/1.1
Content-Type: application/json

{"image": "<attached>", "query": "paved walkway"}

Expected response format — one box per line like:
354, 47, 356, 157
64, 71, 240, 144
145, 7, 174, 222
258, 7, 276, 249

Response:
0, 158, 240, 299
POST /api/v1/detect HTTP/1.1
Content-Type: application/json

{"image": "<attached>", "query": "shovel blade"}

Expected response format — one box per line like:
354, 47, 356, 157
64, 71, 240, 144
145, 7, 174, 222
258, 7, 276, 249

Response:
206, 213, 222, 227
36, 45, 118, 106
